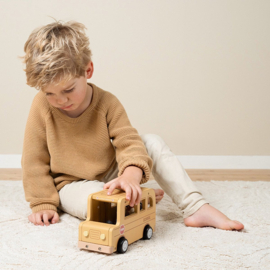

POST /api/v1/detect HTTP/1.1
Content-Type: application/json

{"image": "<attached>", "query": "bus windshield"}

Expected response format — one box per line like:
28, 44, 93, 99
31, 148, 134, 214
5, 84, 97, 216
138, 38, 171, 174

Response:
91, 200, 117, 225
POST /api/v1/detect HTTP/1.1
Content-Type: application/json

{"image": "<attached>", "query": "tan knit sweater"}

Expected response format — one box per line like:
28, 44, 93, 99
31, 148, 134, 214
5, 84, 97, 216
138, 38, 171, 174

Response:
21, 82, 153, 213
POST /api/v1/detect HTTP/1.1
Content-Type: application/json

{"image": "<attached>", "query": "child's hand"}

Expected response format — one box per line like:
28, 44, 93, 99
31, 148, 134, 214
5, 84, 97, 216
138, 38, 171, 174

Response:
103, 166, 143, 207
28, 210, 59, 226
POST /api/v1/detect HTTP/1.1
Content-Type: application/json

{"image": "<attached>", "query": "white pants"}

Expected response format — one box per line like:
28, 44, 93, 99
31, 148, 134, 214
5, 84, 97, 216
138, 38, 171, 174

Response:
58, 134, 209, 220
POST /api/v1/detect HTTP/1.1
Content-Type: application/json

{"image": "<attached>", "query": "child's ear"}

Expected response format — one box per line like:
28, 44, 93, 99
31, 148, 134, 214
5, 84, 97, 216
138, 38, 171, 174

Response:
85, 61, 94, 79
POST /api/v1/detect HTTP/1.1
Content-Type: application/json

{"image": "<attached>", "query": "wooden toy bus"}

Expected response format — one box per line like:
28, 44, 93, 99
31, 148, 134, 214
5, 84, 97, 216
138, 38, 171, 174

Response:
78, 187, 156, 254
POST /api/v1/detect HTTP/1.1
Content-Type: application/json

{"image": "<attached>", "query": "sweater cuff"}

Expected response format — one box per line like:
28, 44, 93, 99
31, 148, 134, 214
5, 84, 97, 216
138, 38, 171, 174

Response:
118, 158, 151, 184
31, 204, 58, 213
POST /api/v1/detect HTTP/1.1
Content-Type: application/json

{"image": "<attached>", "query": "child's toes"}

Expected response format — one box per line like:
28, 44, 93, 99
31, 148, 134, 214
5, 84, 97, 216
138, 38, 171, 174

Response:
156, 194, 164, 203
155, 189, 164, 196
229, 220, 244, 230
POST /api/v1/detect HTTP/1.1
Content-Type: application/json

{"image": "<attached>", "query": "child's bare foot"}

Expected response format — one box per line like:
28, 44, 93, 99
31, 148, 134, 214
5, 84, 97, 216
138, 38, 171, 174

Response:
152, 189, 164, 203
184, 203, 244, 231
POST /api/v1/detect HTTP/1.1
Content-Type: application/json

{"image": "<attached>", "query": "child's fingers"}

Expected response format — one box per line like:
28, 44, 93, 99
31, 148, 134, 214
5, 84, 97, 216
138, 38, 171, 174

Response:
43, 213, 50, 226
135, 187, 142, 206
129, 187, 137, 207
35, 213, 44, 226
28, 214, 34, 224
107, 183, 116, 195
32, 214, 37, 225
51, 212, 59, 224
124, 186, 132, 202
103, 182, 109, 189
107, 182, 118, 195
103, 179, 116, 190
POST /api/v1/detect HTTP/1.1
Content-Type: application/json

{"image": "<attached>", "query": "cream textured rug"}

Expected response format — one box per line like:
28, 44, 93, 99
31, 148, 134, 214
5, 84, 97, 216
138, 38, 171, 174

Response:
1, 179, 270, 270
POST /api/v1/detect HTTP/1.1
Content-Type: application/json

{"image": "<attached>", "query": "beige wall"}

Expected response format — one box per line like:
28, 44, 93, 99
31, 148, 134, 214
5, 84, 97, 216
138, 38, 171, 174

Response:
0, 0, 269, 155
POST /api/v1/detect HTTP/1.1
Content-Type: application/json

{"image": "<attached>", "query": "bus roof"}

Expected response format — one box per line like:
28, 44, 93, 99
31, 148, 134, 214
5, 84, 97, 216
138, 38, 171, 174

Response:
91, 187, 151, 203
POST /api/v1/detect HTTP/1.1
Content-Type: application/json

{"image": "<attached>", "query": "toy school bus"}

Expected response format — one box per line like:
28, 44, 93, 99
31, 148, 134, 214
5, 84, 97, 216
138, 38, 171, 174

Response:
78, 187, 156, 254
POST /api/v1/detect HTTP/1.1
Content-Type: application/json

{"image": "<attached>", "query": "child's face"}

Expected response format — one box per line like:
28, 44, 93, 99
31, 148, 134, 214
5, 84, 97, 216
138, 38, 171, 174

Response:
42, 62, 94, 115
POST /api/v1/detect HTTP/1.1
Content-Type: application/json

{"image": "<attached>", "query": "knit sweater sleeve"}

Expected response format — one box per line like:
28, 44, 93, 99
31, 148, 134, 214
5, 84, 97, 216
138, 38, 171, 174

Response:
106, 94, 153, 184
21, 94, 59, 213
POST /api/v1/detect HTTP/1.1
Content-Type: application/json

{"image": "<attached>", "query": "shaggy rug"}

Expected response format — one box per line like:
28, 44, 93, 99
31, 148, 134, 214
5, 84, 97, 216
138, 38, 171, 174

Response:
0, 179, 269, 270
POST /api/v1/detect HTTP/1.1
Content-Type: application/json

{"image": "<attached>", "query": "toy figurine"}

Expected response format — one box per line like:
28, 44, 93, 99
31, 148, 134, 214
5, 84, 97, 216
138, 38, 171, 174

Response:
78, 187, 156, 254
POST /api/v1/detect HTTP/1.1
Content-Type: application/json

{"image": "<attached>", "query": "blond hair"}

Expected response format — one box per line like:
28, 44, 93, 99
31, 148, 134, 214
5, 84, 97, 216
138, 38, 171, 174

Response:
19, 18, 92, 91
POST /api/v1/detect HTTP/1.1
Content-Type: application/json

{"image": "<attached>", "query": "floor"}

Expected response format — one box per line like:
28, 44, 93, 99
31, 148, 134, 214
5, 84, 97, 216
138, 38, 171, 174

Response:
1, 178, 270, 269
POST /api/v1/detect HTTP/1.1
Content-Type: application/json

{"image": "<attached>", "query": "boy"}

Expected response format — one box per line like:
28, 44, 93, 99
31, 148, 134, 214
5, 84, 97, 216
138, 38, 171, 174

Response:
21, 20, 244, 231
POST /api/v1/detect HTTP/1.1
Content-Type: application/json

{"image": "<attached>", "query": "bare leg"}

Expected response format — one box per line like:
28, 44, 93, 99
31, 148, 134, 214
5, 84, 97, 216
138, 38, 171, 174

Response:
141, 134, 244, 231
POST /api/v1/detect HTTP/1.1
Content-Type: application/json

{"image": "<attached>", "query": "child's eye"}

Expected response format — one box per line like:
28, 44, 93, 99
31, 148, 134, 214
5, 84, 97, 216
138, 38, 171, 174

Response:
45, 88, 74, 96
65, 88, 74, 93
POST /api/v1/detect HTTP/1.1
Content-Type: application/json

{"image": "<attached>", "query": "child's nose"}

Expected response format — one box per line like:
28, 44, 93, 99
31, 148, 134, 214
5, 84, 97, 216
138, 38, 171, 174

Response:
57, 97, 68, 105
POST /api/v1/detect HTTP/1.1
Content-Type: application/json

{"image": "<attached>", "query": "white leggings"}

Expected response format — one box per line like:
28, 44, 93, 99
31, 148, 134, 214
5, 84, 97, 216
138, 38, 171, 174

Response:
58, 134, 209, 220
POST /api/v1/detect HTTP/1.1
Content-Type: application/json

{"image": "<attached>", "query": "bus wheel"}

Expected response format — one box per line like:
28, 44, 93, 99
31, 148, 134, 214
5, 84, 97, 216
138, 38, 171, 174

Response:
143, 225, 153, 240
117, 237, 128, 253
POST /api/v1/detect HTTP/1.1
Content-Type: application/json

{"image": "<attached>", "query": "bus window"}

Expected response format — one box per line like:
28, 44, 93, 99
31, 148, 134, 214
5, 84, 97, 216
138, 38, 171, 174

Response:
148, 196, 153, 209
140, 199, 146, 212
125, 204, 138, 218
